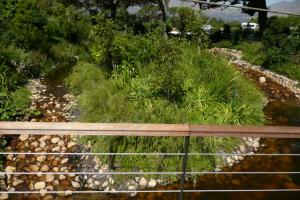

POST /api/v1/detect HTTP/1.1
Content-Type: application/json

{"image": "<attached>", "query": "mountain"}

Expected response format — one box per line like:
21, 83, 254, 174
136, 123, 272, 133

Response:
269, 0, 300, 16
169, 0, 300, 22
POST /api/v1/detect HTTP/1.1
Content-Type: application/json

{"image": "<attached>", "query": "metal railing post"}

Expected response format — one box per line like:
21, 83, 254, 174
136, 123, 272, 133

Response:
179, 135, 190, 200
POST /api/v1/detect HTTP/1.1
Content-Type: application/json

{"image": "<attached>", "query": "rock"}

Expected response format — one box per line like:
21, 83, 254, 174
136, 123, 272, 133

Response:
147, 179, 157, 188
128, 185, 136, 190
65, 190, 73, 196
71, 181, 80, 188
40, 141, 46, 148
29, 165, 39, 172
45, 174, 55, 183
37, 156, 46, 163
31, 141, 39, 147
12, 179, 24, 186
59, 175, 66, 180
53, 167, 59, 172
0, 193, 8, 200
40, 189, 47, 197
61, 158, 68, 164
19, 134, 29, 141
58, 140, 64, 146
67, 142, 77, 148
30, 118, 37, 122
7, 154, 13, 161
40, 165, 50, 172
34, 182, 46, 190
139, 177, 148, 187
51, 137, 60, 144
102, 181, 108, 188
52, 146, 61, 152
43, 195, 54, 200
39, 136, 51, 142
259, 76, 266, 83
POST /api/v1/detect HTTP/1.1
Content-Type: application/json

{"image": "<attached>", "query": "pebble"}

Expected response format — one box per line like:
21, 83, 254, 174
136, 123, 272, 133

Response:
147, 179, 157, 188
71, 181, 80, 188
45, 174, 55, 183
19, 134, 29, 141
51, 137, 60, 144
34, 182, 46, 190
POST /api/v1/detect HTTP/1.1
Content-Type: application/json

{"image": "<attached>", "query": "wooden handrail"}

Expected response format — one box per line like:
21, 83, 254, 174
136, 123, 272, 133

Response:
1, 122, 300, 138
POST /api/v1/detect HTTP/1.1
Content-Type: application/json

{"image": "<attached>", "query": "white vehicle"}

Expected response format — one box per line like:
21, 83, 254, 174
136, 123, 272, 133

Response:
202, 24, 212, 32
241, 22, 259, 31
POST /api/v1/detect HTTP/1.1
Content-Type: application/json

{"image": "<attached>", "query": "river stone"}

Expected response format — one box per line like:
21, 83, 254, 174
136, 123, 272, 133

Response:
31, 141, 39, 147
45, 174, 55, 182
12, 179, 24, 186
147, 179, 157, 188
102, 181, 108, 188
40, 141, 46, 148
128, 185, 136, 190
71, 181, 80, 188
61, 158, 68, 164
39, 136, 51, 142
5, 166, 16, 173
58, 140, 64, 146
67, 142, 77, 148
52, 146, 61, 152
40, 189, 47, 197
259, 76, 266, 83
41, 165, 49, 172
0, 193, 8, 200
51, 137, 60, 144
53, 167, 59, 172
43, 195, 54, 200
37, 156, 46, 163
59, 175, 66, 180
30, 165, 39, 172
65, 190, 73, 196
34, 182, 46, 190
19, 134, 29, 141
139, 177, 148, 187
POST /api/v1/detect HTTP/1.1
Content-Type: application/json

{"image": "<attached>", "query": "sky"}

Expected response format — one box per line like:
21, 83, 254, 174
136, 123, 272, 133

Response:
267, 0, 295, 5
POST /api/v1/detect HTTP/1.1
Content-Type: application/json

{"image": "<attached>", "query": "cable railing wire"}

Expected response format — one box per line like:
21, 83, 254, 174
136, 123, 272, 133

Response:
185, 0, 300, 16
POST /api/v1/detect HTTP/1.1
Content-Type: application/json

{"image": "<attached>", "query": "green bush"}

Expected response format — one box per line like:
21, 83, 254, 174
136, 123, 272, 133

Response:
67, 36, 265, 180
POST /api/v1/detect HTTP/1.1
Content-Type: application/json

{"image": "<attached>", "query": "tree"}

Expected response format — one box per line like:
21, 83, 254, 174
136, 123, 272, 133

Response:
93, 0, 121, 19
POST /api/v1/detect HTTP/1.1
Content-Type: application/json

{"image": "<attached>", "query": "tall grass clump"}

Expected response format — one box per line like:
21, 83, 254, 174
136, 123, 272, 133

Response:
67, 33, 265, 182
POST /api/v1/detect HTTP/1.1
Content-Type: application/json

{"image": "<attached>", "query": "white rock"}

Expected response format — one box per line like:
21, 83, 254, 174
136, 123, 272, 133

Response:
0, 193, 8, 200
102, 181, 108, 188
128, 185, 136, 190
59, 175, 66, 180
139, 177, 148, 187
39, 136, 51, 142
71, 181, 80, 188
19, 134, 29, 141
52, 146, 61, 152
67, 142, 77, 148
61, 158, 68, 164
40, 165, 49, 172
5, 166, 16, 173
34, 182, 46, 190
13, 179, 24, 186
65, 190, 73, 196
51, 137, 60, 144
259, 76, 266, 83
40, 189, 47, 197
147, 179, 157, 188
37, 156, 46, 163
31, 141, 39, 147
45, 174, 55, 182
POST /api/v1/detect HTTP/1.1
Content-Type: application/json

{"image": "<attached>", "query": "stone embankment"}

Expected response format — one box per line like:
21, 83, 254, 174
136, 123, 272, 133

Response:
210, 48, 300, 100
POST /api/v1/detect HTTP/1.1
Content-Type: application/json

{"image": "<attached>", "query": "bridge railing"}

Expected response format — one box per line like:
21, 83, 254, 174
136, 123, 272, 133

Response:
1, 122, 300, 199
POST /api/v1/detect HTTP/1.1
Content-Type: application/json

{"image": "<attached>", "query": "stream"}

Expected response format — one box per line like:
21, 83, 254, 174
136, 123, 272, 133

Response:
9, 55, 300, 200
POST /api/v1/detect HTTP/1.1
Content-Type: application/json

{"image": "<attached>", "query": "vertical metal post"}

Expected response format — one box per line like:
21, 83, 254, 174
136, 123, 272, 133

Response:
179, 136, 190, 200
